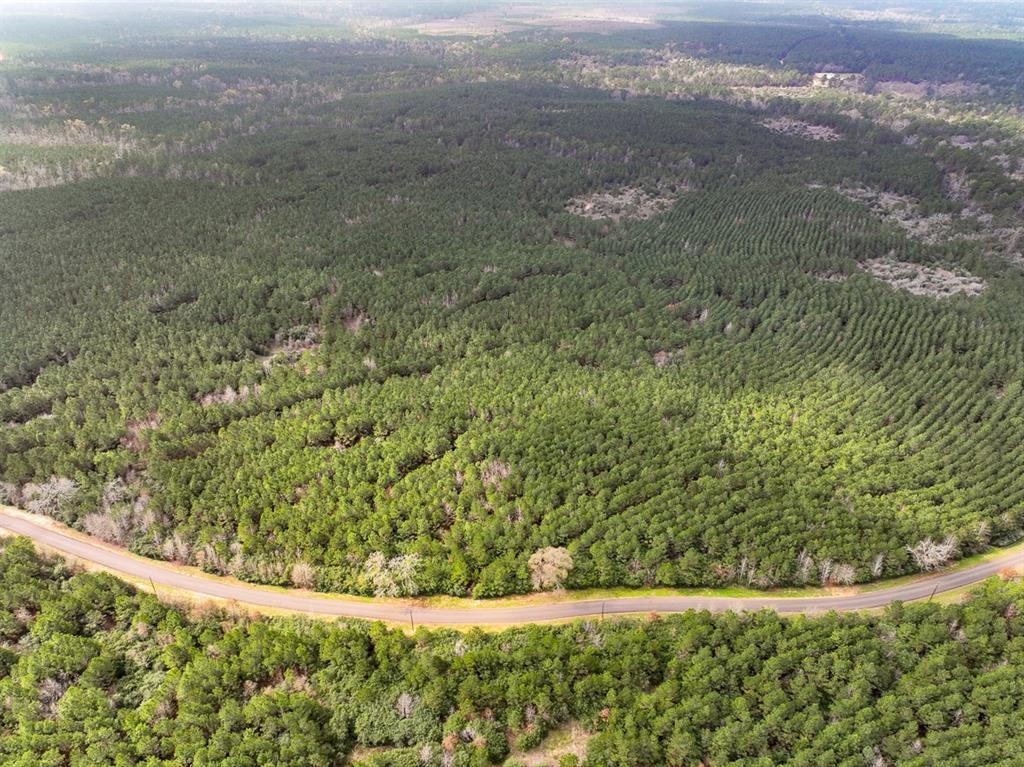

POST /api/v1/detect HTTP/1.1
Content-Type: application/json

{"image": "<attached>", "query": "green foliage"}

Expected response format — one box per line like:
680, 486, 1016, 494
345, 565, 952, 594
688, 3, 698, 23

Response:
1, 5, 1023, 601
2, 6, 1024, 765
2, 75, 1022, 596
613, 19, 1024, 90
1, 540, 1024, 765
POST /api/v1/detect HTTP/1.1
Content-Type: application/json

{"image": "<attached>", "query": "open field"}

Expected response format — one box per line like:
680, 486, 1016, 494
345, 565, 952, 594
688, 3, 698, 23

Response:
412, 4, 665, 36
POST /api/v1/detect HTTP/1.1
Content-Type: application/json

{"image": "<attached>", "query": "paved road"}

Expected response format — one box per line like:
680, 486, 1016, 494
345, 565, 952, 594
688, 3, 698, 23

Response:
1, 507, 1021, 625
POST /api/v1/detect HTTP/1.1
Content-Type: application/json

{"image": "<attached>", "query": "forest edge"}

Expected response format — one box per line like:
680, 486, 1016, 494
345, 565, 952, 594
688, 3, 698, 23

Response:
1, 505, 1022, 627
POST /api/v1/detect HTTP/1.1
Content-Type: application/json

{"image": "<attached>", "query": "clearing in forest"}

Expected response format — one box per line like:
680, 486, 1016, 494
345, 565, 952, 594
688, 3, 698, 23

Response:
566, 186, 676, 221
837, 185, 957, 244
762, 117, 842, 142
860, 257, 986, 298
506, 721, 592, 767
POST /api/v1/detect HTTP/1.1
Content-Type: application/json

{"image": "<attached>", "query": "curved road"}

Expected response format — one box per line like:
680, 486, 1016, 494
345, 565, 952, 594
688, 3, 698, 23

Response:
1, 507, 1020, 625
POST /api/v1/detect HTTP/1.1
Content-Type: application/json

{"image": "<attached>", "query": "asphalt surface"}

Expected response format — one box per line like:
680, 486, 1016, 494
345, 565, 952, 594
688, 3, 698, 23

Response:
1, 507, 1021, 625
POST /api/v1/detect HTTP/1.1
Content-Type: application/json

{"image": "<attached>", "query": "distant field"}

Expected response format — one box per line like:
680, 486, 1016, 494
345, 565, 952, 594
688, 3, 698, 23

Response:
413, 6, 664, 35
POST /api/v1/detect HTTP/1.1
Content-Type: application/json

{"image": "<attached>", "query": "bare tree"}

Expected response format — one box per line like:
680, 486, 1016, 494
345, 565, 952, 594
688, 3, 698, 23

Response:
796, 549, 815, 583
528, 546, 574, 591
161, 532, 192, 563
738, 556, 751, 582
481, 459, 511, 489
391, 555, 417, 590
289, 561, 317, 589
906, 536, 958, 571
581, 620, 603, 648
22, 477, 78, 520
831, 563, 857, 585
38, 677, 69, 718
975, 521, 991, 546
395, 692, 418, 718
0, 481, 19, 505
81, 480, 152, 546
100, 477, 129, 511
227, 541, 246, 577
818, 558, 834, 586
252, 560, 287, 582
362, 552, 422, 597
83, 512, 122, 544
871, 553, 886, 578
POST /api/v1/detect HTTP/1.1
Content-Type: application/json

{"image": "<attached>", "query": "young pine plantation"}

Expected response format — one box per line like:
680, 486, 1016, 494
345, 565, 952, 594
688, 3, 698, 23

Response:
1, 14, 1023, 587
2, 3, 1024, 765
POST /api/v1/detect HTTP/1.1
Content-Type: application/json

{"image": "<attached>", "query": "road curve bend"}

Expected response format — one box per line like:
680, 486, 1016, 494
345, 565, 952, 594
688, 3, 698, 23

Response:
1, 507, 1021, 625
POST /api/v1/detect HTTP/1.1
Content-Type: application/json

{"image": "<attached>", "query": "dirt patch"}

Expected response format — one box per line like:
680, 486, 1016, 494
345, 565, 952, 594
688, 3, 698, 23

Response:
860, 257, 985, 298
566, 186, 677, 222
509, 721, 592, 767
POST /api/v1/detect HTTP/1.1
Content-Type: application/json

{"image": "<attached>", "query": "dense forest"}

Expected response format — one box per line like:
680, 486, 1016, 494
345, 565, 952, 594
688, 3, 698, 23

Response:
3, 3, 1024, 765
1, 2, 1024, 599
1, 537, 1023, 765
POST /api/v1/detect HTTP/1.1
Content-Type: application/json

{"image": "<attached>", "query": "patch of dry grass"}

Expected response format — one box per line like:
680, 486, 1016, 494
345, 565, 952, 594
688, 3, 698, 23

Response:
507, 721, 592, 767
